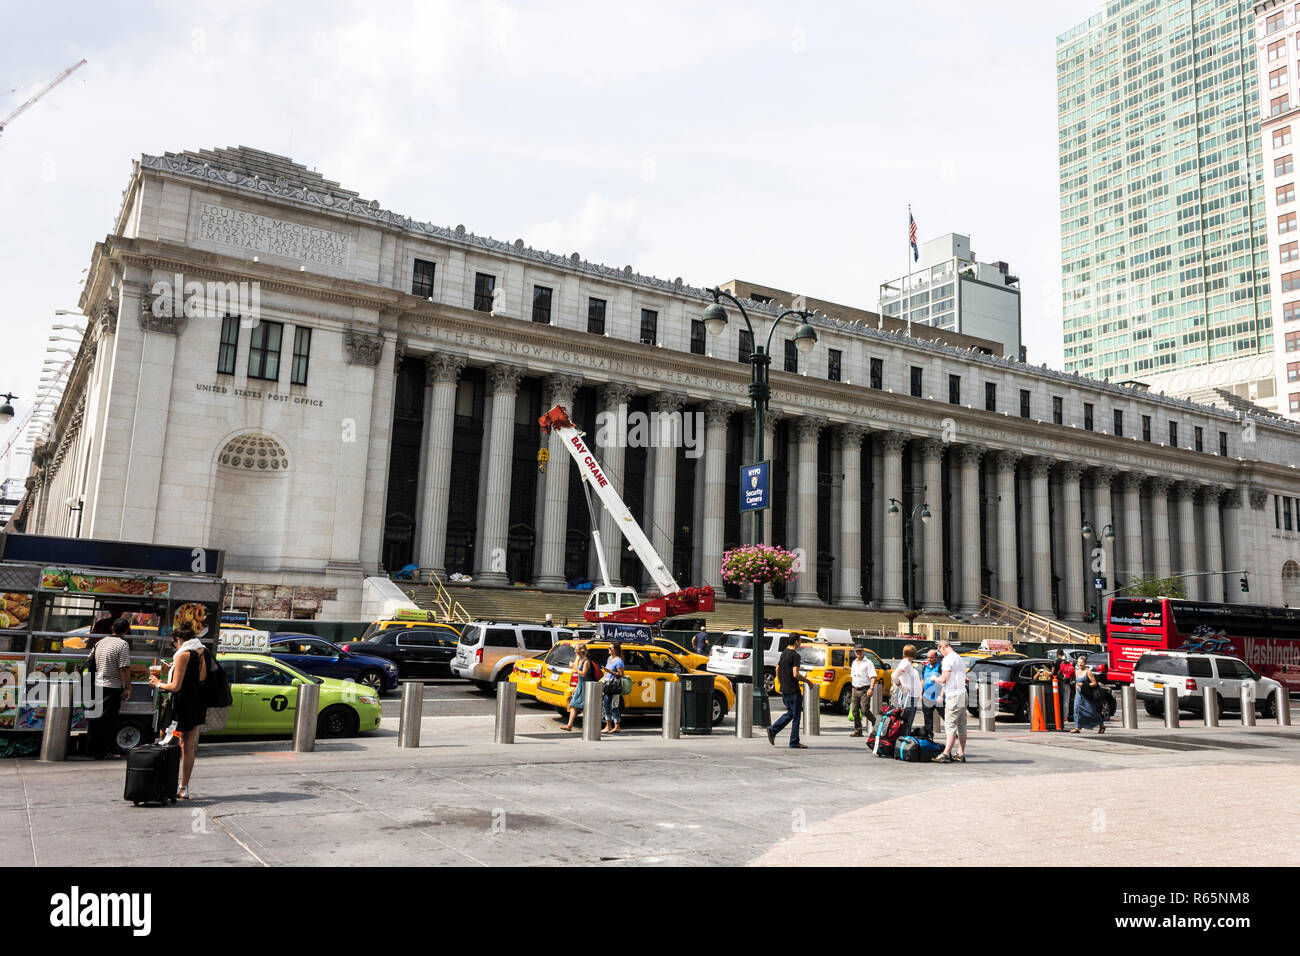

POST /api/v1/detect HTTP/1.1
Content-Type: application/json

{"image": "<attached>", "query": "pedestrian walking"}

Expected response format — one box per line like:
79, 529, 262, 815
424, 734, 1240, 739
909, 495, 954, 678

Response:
767, 634, 810, 749
147, 625, 208, 799
920, 649, 945, 740
86, 617, 132, 759
849, 646, 877, 737
560, 642, 593, 731
692, 627, 710, 656
601, 642, 625, 734
1071, 658, 1106, 734
933, 639, 969, 763
890, 645, 922, 736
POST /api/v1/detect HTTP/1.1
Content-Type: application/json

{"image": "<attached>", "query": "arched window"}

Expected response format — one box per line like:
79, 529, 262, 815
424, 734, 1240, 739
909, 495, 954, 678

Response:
1283, 560, 1300, 607
218, 433, 289, 472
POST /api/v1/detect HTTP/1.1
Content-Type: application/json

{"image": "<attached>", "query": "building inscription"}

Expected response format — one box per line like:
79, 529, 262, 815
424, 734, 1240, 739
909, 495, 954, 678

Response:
195, 382, 325, 407
196, 202, 351, 267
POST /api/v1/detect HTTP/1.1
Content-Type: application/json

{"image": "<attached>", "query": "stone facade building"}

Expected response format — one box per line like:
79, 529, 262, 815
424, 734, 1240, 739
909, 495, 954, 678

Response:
20, 147, 1300, 616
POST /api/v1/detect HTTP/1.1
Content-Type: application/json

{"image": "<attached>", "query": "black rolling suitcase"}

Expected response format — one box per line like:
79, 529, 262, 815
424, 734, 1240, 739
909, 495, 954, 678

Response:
124, 739, 181, 806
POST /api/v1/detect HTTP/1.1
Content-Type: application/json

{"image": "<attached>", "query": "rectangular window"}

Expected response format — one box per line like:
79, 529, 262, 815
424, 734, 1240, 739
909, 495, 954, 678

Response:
739, 328, 753, 364
1287, 330, 1300, 352
1273, 94, 1291, 117
1278, 155, 1295, 178
1083, 402, 1094, 431
1284, 271, 1300, 293
1278, 495, 1284, 530
473, 273, 496, 312
1271, 66, 1289, 89
1281, 212, 1297, 234
1290, 362, 1300, 383
587, 297, 606, 335
1287, 498, 1294, 533
1287, 302, 1300, 324
1113, 408, 1123, 437
1282, 242, 1300, 265
1293, 394, 1300, 414
217, 314, 239, 375
948, 374, 960, 405
1270, 37, 1287, 61
1275, 126, 1293, 149
785, 339, 798, 373
531, 285, 552, 324
1279, 183, 1296, 206
639, 308, 658, 345
870, 357, 883, 390
1142, 415, 1152, 442
690, 320, 706, 355
910, 366, 923, 398
1219, 431, 1228, 456
412, 258, 436, 298
985, 381, 996, 412
828, 348, 842, 382
1052, 395, 1063, 425
1019, 389, 1030, 418
1168, 421, 1178, 447
248, 320, 283, 381
1268, 11, 1286, 32
290, 326, 311, 386
1194, 426, 1203, 452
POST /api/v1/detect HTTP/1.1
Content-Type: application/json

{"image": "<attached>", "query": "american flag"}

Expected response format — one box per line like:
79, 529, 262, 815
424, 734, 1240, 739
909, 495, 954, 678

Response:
909, 211, 919, 262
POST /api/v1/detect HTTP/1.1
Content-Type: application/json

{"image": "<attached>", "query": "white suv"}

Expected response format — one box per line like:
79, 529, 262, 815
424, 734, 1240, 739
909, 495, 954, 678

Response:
451, 621, 576, 692
1133, 651, 1283, 719
707, 629, 809, 695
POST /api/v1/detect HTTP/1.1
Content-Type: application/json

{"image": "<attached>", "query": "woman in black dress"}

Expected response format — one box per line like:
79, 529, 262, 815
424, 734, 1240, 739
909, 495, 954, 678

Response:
148, 625, 208, 799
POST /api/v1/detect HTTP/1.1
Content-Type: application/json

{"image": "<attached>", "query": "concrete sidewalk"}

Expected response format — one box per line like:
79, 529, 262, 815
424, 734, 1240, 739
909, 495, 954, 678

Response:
4, 715, 1298, 867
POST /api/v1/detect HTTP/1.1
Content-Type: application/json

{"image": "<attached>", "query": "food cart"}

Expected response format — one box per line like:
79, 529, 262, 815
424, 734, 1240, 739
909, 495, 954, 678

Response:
0, 533, 226, 753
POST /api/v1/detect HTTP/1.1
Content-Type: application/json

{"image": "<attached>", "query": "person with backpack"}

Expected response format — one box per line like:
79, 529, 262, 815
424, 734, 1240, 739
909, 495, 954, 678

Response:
767, 634, 811, 749
147, 625, 207, 799
85, 617, 132, 759
601, 642, 625, 734
890, 645, 922, 737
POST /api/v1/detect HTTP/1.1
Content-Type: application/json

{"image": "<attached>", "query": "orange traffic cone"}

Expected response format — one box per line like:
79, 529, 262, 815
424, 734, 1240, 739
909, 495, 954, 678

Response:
1031, 687, 1047, 732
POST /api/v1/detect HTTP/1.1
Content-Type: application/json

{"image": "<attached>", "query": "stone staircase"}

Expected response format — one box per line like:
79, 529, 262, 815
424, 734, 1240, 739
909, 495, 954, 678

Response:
394, 582, 953, 634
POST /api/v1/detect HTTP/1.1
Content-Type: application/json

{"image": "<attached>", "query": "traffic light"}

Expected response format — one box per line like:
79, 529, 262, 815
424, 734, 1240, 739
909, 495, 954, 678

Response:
1240, 575, 1250, 593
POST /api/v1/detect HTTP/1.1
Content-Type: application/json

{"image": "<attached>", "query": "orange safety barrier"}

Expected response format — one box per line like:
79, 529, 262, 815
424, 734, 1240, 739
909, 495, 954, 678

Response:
1052, 676, 1062, 730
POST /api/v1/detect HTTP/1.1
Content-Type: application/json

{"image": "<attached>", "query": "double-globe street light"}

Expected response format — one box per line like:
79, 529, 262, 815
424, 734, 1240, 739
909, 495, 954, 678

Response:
701, 288, 817, 727
887, 497, 931, 633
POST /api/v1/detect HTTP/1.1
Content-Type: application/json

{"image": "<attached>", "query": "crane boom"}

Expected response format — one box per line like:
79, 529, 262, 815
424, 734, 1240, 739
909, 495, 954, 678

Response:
0, 59, 87, 136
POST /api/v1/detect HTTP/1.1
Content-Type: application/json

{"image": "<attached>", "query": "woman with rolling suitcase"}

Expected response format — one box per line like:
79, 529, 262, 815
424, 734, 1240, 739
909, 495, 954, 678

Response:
147, 625, 208, 798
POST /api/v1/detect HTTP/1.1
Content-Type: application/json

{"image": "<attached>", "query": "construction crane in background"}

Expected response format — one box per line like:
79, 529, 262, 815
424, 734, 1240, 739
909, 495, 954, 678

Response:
0, 58, 86, 138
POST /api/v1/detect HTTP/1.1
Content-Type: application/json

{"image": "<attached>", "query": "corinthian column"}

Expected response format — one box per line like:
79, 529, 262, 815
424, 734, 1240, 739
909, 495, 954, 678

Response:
1027, 457, 1053, 616
478, 364, 524, 585
994, 450, 1020, 606
649, 391, 686, 580
1201, 486, 1225, 603
1149, 476, 1174, 580
1221, 488, 1244, 604
535, 373, 583, 589
1172, 482, 1199, 600
837, 425, 867, 607
1119, 472, 1144, 587
879, 431, 907, 610
919, 438, 947, 613
1088, 468, 1116, 614
701, 401, 732, 590
956, 445, 984, 614
417, 353, 467, 574
596, 383, 636, 585
1058, 461, 1085, 621
792, 417, 826, 604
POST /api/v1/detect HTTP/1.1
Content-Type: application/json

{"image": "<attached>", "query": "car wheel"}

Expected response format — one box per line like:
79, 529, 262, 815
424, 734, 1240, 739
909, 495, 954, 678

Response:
1144, 700, 1164, 717
711, 692, 727, 726
1101, 695, 1116, 721
357, 669, 385, 695
837, 685, 853, 715
318, 705, 359, 738
494, 668, 513, 691
762, 669, 776, 696
1264, 694, 1279, 719
473, 681, 493, 694
1014, 697, 1029, 723
114, 718, 150, 754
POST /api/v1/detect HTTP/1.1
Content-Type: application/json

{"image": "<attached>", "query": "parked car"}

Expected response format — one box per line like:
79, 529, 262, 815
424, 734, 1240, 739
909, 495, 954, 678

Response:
339, 626, 460, 678
206, 653, 382, 738
1133, 651, 1282, 718
963, 657, 1113, 722
707, 629, 816, 695
451, 621, 576, 692
268, 633, 400, 695
359, 616, 464, 642
797, 642, 892, 713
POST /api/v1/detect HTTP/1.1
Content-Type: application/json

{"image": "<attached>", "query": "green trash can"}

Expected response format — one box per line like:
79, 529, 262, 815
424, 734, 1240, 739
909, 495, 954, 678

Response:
679, 672, 714, 735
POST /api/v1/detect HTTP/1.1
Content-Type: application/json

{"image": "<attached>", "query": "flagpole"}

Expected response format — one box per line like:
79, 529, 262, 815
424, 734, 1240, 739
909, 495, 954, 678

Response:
906, 204, 913, 337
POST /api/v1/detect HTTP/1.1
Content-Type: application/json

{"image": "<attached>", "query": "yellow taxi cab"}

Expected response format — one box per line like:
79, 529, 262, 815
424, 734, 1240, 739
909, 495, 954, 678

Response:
792, 643, 892, 712
533, 640, 735, 725
360, 610, 463, 644
508, 653, 548, 701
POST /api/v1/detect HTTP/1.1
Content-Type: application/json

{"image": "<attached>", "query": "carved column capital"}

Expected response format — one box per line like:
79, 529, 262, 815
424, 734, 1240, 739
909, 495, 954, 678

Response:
1221, 488, 1243, 509
992, 449, 1021, 472
426, 352, 467, 387
1056, 460, 1085, 483
544, 373, 583, 408
955, 444, 985, 468
918, 437, 946, 463
1198, 485, 1225, 506
344, 327, 384, 367
794, 417, 827, 444
703, 401, 734, 429
878, 430, 907, 456
1118, 472, 1145, 493
1026, 456, 1053, 480
650, 390, 686, 414
1172, 481, 1199, 502
837, 423, 867, 449
599, 382, 636, 409
1087, 466, 1118, 489
487, 363, 525, 396
393, 336, 408, 372
1148, 476, 1175, 496
1249, 487, 1269, 510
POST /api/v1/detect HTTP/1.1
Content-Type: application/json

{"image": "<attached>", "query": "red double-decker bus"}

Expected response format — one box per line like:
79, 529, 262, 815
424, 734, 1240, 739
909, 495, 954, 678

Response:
1106, 597, 1300, 691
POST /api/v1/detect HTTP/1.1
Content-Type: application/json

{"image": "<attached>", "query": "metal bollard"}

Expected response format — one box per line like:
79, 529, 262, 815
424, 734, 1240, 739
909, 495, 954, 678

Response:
582, 681, 601, 742
1121, 684, 1138, 729
735, 688, 753, 739
494, 682, 517, 744
1202, 686, 1219, 728
978, 677, 997, 732
293, 680, 321, 752
1276, 686, 1292, 726
38, 679, 74, 762
398, 681, 423, 748
870, 682, 883, 719
1240, 681, 1256, 727
802, 690, 821, 736
1162, 685, 1180, 729
1029, 683, 1048, 731
661, 681, 681, 740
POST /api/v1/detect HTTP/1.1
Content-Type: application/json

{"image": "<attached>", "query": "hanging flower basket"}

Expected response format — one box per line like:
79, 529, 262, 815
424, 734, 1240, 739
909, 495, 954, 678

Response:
720, 545, 799, 586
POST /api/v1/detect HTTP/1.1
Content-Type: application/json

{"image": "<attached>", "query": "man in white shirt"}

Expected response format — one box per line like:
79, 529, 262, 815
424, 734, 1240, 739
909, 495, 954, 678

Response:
934, 639, 968, 763
849, 646, 877, 737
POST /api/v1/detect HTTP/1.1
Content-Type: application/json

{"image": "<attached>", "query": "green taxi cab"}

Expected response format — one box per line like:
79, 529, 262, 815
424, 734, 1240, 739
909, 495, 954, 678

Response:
533, 640, 735, 725
204, 652, 383, 738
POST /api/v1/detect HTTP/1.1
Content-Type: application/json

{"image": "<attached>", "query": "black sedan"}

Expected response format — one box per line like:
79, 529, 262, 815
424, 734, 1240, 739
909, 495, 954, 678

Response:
967, 657, 1115, 723
338, 627, 459, 678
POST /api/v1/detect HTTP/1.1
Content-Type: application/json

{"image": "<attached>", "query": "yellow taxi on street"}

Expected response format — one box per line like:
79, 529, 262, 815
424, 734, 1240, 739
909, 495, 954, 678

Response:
360, 610, 464, 643
508, 653, 548, 701
533, 640, 736, 725
794, 642, 892, 712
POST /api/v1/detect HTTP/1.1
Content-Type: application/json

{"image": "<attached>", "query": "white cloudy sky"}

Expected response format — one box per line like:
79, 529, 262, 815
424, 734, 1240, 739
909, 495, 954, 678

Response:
0, 0, 1098, 481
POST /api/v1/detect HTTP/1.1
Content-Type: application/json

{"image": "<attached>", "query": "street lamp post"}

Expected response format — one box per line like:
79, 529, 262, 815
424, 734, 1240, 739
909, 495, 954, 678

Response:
702, 288, 817, 727
888, 498, 931, 633
1081, 520, 1115, 640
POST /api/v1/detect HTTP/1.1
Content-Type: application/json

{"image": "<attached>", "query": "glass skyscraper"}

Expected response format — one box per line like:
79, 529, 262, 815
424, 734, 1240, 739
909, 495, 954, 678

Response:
1057, 0, 1273, 394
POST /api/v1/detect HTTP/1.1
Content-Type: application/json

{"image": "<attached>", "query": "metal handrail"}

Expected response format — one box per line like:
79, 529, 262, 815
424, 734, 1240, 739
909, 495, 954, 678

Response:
977, 594, 1097, 645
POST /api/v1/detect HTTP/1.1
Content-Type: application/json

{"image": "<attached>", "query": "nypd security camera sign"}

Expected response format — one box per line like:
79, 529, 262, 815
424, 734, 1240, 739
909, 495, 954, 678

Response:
740, 461, 770, 513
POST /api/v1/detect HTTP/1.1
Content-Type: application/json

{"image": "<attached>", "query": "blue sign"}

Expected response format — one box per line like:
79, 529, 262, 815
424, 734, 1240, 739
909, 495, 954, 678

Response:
740, 461, 770, 513
1094, 577, 1106, 591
